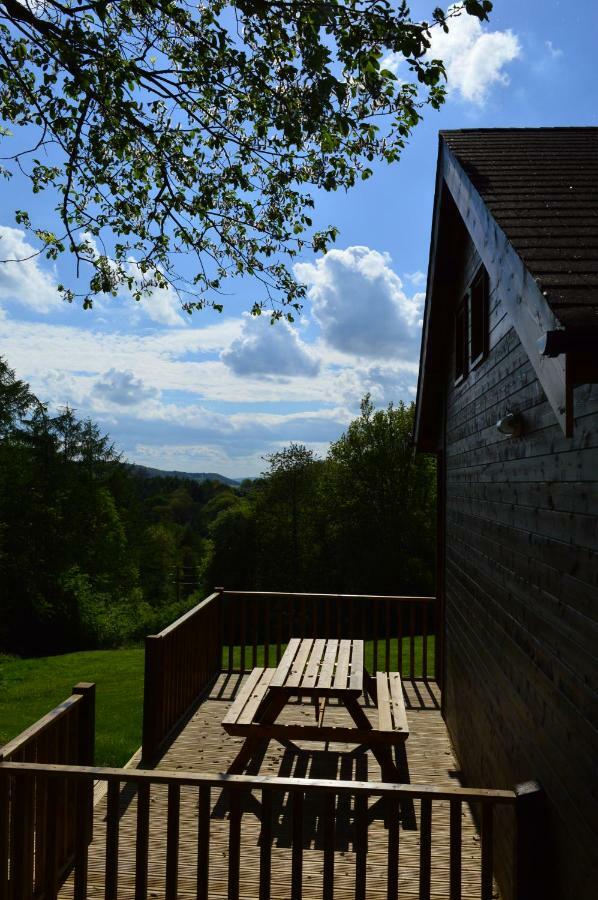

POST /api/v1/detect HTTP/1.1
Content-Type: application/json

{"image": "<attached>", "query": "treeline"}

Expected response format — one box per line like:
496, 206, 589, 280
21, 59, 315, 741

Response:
204, 396, 436, 597
0, 359, 436, 657
0, 358, 238, 655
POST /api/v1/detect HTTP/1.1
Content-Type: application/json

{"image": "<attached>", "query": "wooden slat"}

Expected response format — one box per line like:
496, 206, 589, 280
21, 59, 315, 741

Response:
354, 790, 368, 900
165, 783, 180, 900
333, 640, 351, 689
302, 638, 326, 688
481, 804, 494, 900
134, 783, 150, 900
269, 639, 301, 688
285, 639, 314, 688
104, 781, 120, 900
222, 668, 266, 726
291, 791, 303, 900
228, 789, 241, 900
11, 772, 34, 900
259, 788, 272, 900
196, 786, 210, 900
43, 777, 59, 900
419, 798, 432, 900
386, 795, 400, 900
322, 792, 335, 900
0, 773, 9, 900
73, 780, 90, 900
449, 798, 462, 900
349, 640, 364, 691
376, 673, 393, 732
317, 640, 339, 690
388, 673, 409, 734
236, 670, 276, 727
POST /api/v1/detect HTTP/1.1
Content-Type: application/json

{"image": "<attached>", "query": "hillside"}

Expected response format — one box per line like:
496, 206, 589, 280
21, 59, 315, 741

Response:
127, 463, 241, 486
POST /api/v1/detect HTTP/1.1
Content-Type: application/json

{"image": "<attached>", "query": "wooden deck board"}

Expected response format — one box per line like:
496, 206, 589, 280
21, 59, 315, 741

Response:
59, 675, 499, 899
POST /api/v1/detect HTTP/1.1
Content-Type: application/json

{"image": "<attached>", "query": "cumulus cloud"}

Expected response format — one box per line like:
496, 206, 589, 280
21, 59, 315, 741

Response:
404, 270, 426, 287
0, 226, 60, 312
429, 7, 521, 105
92, 369, 159, 406
382, 7, 520, 105
295, 246, 423, 360
221, 314, 320, 377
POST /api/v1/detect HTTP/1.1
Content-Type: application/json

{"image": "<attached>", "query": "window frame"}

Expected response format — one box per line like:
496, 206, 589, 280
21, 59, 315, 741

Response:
454, 263, 489, 385
469, 264, 489, 370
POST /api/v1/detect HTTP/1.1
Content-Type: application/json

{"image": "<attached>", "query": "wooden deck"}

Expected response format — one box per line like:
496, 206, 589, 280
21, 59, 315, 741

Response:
60, 673, 498, 899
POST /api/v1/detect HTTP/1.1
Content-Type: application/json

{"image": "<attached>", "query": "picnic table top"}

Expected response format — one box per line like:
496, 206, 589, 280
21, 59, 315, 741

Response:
268, 637, 364, 696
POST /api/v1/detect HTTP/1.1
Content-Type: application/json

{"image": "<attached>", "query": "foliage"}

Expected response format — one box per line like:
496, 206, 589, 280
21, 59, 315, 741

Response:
0, 0, 490, 318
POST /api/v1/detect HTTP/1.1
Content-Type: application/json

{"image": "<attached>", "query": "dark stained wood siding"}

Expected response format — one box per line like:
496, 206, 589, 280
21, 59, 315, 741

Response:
441, 226, 598, 900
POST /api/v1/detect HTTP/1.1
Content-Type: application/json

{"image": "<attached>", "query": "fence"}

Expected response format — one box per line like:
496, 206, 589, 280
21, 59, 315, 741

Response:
0, 760, 531, 900
0, 684, 95, 899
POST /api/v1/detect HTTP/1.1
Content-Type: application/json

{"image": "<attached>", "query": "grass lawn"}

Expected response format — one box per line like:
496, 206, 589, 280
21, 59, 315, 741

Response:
0, 649, 144, 768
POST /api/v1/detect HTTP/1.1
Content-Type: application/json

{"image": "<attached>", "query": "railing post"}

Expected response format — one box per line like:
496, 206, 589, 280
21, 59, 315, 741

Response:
514, 780, 546, 900
215, 587, 225, 671
142, 635, 164, 761
73, 683, 96, 847
72, 683, 96, 766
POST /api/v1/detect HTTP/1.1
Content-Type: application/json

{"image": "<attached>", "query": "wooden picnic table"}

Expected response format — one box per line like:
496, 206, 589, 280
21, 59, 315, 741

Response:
222, 637, 410, 785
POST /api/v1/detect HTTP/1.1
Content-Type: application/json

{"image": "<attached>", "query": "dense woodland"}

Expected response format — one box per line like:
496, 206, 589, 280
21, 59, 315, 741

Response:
0, 358, 436, 656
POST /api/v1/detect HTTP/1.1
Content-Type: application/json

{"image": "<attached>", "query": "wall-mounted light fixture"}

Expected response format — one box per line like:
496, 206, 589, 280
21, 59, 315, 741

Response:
496, 411, 523, 437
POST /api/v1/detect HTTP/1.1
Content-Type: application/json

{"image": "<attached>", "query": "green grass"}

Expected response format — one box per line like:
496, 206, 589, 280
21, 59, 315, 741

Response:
0, 649, 144, 767
223, 635, 435, 678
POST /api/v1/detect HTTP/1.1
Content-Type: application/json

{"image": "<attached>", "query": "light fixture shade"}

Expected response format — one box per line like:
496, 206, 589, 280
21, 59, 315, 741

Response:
496, 411, 523, 437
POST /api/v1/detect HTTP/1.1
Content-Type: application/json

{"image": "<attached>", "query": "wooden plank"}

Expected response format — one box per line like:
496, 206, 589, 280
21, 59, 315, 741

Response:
43, 777, 59, 900
349, 640, 364, 691
269, 639, 301, 689
291, 791, 303, 900
222, 668, 266, 726
386, 795, 400, 900
134, 782, 150, 900
332, 640, 351, 689
236, 670, 276, 727
165, 783, 180, 900
322, 792, 335, 900
285, 639, 314, 688
449, 799, 462, 900
196, 786, 210, 900
259, 788, 272, 900
228, 789, 241, 900
376, 674, 393, 732
388, 674, 409, 734
104, 780, 120, 900
302, 639, 326, 689
73, 780, 91, 900
481, 804, 494, 900
317, 640, 339, 690
419, 798, 432, 900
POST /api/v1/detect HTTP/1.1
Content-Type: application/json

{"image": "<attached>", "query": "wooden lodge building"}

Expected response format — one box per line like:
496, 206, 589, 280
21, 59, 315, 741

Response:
415, 128, 598, 900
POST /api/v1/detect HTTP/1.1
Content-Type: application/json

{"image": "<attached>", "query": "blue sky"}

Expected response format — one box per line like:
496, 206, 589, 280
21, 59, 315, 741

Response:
1, 1, 596, 478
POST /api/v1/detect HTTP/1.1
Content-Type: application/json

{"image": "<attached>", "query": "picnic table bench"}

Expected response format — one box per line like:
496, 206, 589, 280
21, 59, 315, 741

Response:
222, 638, 410, 783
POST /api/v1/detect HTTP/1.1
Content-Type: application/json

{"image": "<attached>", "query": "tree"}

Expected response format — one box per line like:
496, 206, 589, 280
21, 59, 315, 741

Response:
0, 0, 492, 318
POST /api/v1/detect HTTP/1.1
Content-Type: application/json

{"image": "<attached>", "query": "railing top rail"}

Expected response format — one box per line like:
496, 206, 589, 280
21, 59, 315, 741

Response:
153, 590, 221, 639
0, 761, 516, 805
0, 693, 83, 760
220, 591, 436, 603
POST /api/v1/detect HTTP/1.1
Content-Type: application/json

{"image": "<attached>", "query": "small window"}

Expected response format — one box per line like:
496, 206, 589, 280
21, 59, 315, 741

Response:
454, 264, 489, 383
469, 266, 489, 367
454, 299, 468, 383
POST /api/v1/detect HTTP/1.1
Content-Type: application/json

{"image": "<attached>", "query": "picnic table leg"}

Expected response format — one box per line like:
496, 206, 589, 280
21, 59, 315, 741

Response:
227, 690, 289, 775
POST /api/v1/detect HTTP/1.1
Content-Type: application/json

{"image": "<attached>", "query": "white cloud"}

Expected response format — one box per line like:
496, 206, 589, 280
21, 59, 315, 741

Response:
294, 246, 423, 361
0, 226, 60, 312
404, 270, 426, 287
428, 7, 521, 105
221, 314, 320, 377
382, 8, 520, 106
545, 40, 562, 59
92, 369, 159, 406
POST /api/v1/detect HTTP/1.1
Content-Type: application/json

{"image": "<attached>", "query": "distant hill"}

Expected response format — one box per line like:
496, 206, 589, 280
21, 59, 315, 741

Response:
127, 463, 241, 487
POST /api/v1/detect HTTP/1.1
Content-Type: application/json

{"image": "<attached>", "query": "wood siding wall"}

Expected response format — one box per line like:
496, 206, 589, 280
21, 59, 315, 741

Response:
441, 228, 598, 900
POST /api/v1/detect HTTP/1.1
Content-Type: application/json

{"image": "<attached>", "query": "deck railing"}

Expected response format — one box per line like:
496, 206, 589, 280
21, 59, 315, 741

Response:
0, 760, 527, 900
143, 590, 222, 761
0, 683, 95, 898
142, 590, 438, 761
